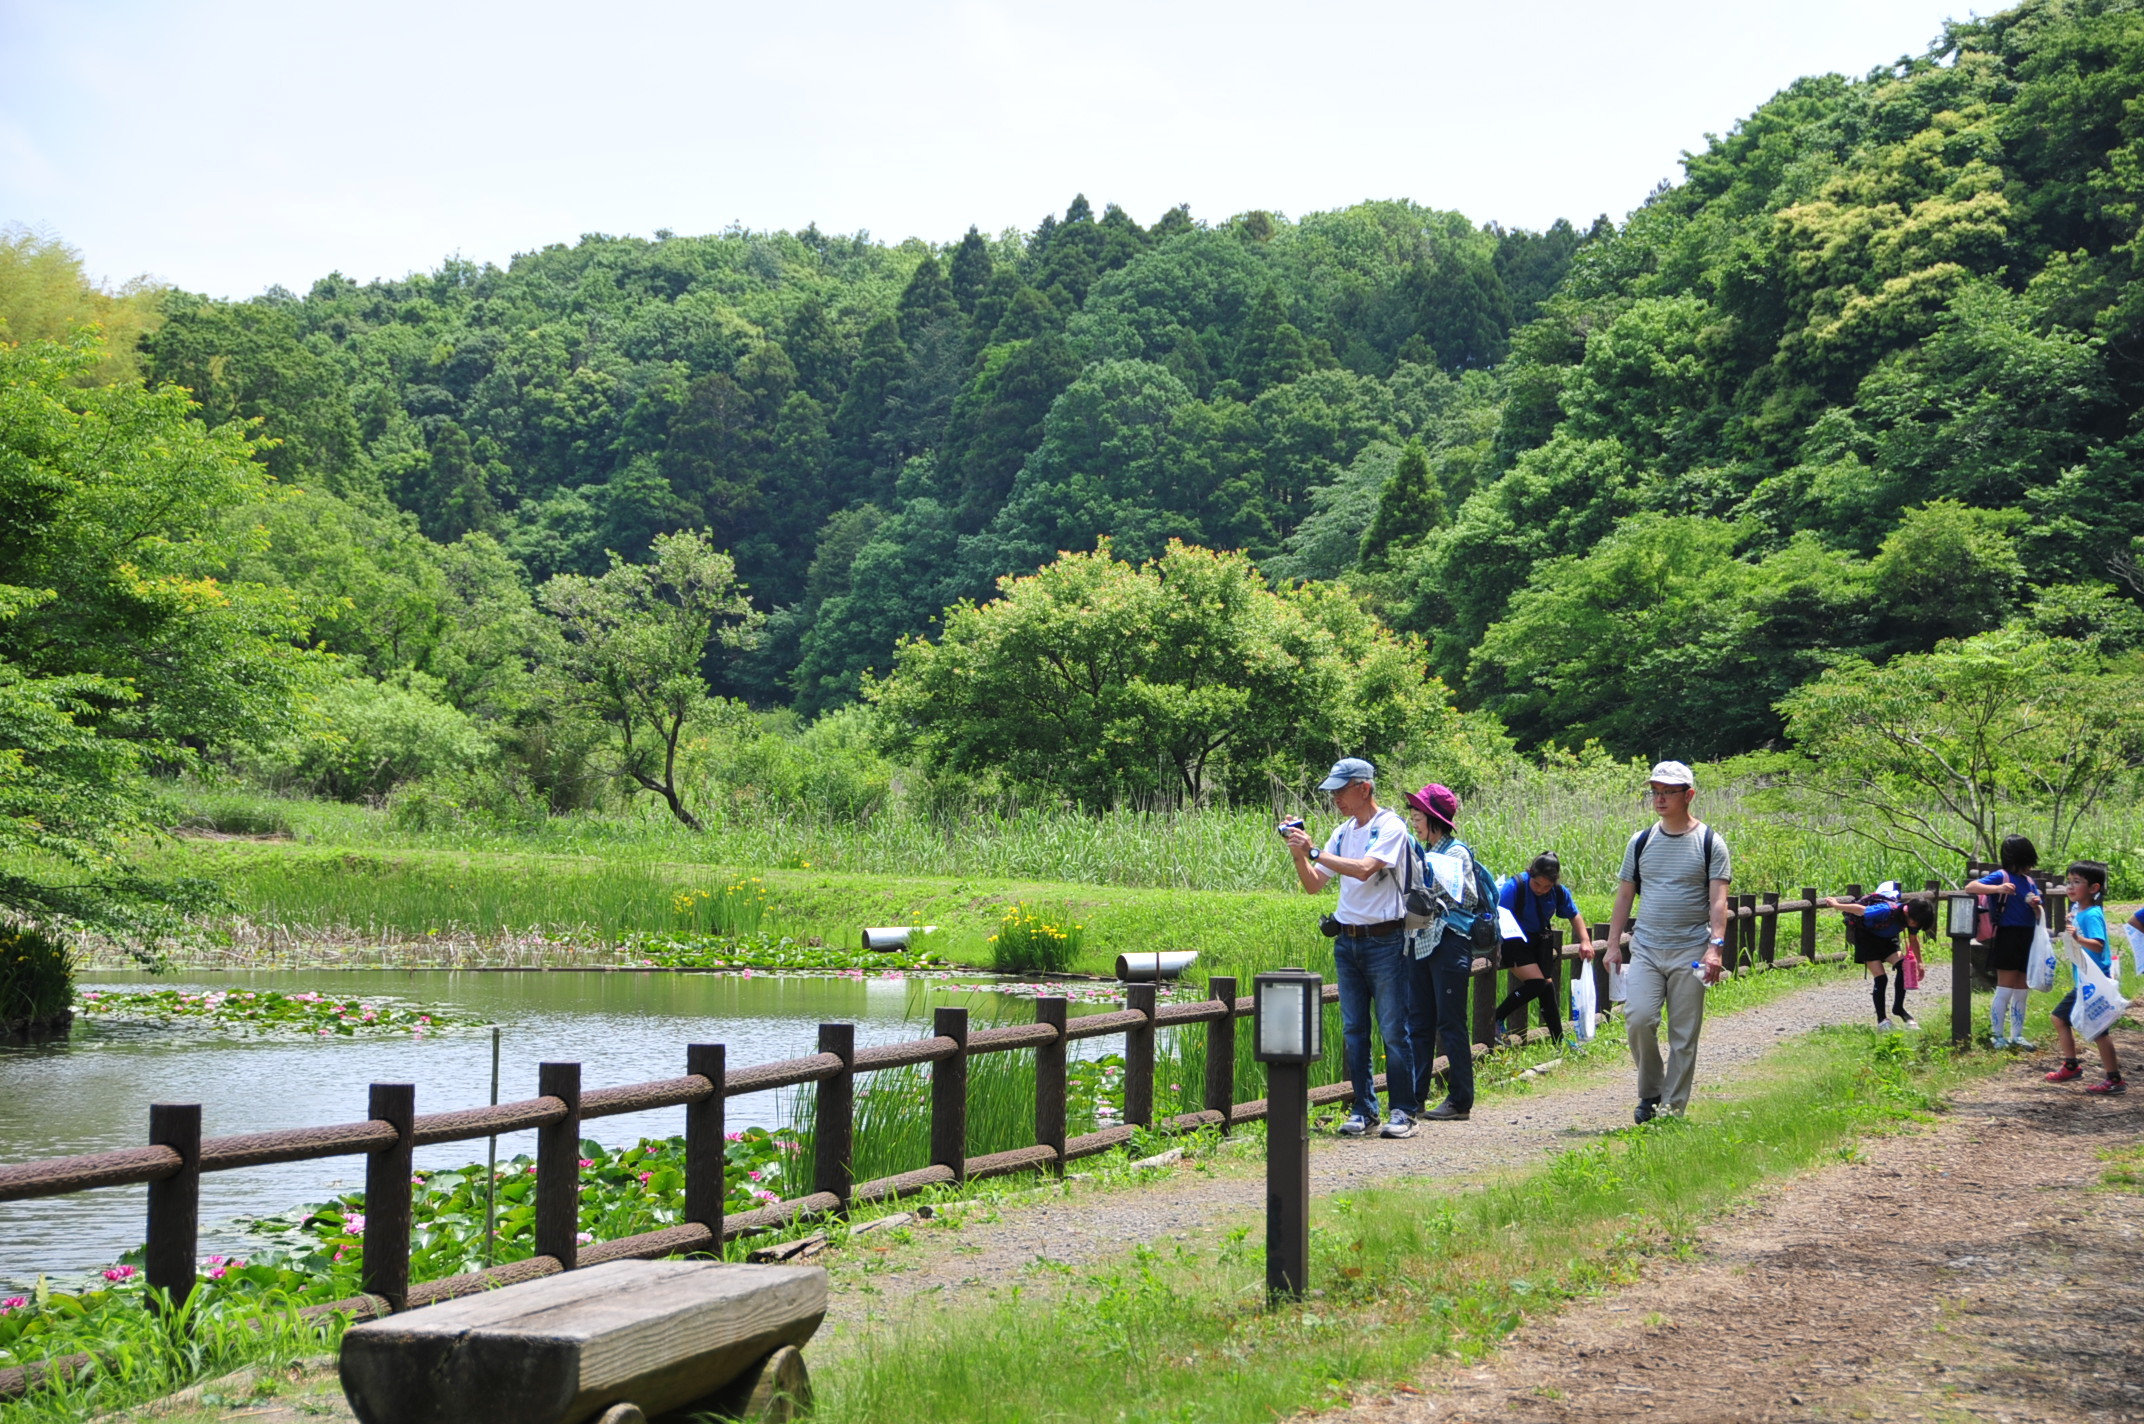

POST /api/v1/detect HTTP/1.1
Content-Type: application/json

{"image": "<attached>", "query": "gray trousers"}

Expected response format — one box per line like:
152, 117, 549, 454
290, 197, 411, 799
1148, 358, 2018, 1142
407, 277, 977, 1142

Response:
1624, 947, 1707, 1112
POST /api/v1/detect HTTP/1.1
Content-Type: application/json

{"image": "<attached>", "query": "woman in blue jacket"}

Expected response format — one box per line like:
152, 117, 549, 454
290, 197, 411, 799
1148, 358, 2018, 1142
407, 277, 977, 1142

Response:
1493, 853, 1594, 1044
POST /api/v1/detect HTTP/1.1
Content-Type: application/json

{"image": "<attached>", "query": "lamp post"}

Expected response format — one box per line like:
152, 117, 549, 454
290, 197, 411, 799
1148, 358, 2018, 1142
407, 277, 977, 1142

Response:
1254, 967, 1322, 1300
1947, 888, 1977, 1046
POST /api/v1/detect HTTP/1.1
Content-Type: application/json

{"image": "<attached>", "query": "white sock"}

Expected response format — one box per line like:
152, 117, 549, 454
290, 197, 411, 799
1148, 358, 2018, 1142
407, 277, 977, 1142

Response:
2011, 994, 2029, 1039
1990, 987, 2013, 1037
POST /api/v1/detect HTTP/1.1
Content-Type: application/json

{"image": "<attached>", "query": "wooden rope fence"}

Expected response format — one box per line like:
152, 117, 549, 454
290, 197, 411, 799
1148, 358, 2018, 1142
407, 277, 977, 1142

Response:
0, 874, 2067, 1400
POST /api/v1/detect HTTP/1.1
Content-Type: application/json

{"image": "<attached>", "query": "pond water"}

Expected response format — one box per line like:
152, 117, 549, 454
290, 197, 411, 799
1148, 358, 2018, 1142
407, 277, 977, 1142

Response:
0, 968, 1110, 1286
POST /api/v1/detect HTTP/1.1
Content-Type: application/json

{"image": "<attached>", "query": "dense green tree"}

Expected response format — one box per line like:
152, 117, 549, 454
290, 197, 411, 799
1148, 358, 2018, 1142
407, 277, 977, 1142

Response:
942, 331, 1082, 530
1357, 438, 1444, 569
0, 334, 317, 941
537, 529, 762, 829
871, 541, 1462, 805
948, 228, 994, 314
143, 293, 367, 494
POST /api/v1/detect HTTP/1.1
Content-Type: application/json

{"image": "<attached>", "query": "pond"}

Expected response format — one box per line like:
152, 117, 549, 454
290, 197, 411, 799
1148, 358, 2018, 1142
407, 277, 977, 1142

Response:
0, 968, 1120, 1286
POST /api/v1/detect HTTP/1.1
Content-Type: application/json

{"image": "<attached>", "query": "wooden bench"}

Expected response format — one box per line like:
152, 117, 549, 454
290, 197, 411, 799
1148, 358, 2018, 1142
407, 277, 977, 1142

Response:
338, 1259, 826, 1424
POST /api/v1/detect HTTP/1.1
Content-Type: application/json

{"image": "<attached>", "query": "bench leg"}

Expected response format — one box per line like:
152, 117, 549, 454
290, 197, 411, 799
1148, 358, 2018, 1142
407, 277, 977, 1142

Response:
664, 1344, 812, 1423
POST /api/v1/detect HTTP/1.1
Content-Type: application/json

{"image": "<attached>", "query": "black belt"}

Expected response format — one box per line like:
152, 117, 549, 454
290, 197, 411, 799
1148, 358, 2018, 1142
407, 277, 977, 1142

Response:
1336, 918, 1405, 937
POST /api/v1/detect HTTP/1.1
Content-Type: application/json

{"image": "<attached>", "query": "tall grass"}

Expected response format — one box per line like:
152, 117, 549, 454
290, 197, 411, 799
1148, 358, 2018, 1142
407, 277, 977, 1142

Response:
166, 770, 2144, 904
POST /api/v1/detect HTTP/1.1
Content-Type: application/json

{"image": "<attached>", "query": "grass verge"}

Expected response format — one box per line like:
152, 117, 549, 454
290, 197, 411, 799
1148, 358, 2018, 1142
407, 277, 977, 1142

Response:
803, 1025, 1994, 1424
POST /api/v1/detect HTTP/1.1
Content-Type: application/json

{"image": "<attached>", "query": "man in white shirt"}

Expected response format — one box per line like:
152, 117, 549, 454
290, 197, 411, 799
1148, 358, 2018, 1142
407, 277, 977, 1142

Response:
1281, 757, 1417, 1139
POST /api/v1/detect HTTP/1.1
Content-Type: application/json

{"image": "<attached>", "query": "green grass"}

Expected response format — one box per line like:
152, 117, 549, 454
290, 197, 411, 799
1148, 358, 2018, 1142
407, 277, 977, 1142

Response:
803, 1026, 1990, 1424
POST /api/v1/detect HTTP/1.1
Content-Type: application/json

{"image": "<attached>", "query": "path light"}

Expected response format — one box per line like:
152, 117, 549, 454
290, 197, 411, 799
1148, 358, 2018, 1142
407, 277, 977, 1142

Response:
1253, 968, 1321, 1300
1948, 887, 1978, 1046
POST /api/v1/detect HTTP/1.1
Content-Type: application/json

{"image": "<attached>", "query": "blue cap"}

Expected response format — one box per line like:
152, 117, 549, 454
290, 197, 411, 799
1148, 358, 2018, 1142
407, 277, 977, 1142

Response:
1318, 757, 1376, 791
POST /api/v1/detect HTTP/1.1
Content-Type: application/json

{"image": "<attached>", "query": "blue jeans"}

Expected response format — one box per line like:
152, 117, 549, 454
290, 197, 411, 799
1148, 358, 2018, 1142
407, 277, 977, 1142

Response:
1333, 928, 1416, 1118
1406, 928, 1476, 1112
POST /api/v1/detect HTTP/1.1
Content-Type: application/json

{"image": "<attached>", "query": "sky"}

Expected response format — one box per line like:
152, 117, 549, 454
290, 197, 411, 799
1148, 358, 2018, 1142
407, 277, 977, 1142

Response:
2, 0, 1976, 300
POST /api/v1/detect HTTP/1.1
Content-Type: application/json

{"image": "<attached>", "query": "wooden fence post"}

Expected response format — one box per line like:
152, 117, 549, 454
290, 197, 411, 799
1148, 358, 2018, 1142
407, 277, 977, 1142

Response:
1546, 931, 1565, 1034
1204, 976, 1237, 1131
1740, 894, 1759, 970
1759, 892, 1780, 967
932, 1007, 969, 1186
1035, 998, 1067, 1174
363, 1083, 414, 1312
536, 1062, 581, 1270
685, 1044, 724, 1247
1124, 984, 1156, 1127
815, 1024, 855, 1211
1801, 888, 1819, 962
145, 1103, 200, 1313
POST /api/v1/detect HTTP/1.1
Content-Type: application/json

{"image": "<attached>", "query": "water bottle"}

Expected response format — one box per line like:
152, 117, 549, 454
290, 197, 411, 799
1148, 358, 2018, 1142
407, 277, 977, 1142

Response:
1689, 960, 1710, 986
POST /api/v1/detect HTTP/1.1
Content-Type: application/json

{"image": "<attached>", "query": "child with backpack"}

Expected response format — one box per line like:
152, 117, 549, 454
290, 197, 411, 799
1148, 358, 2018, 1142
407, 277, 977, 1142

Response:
1821, 882, 1936, 1030
1965, 838, 2046, 1049
1492, 853, 1594, 1044
2046, 860, 2125, 1095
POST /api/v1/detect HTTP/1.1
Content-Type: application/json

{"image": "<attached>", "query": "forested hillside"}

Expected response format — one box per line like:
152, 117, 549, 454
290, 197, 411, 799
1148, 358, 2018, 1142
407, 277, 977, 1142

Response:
6, 0, 2144, 833
119, 199, 1581, 719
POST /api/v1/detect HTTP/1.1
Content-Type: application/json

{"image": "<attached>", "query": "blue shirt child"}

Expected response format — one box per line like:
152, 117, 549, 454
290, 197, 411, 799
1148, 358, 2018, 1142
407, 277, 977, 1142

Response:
1500, 876, 1581, 939
2070, 904, 2112, 979
1987, 869, 2042, 928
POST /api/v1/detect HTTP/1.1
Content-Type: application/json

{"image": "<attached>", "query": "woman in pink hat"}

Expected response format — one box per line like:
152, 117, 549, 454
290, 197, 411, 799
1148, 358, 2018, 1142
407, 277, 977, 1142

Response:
1401, 783, 1477, 1122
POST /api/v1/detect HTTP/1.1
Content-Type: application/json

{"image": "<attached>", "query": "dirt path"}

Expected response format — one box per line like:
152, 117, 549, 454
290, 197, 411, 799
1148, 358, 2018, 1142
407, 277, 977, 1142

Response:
1319, 1020, 2144, 1424
825, 965, 1952, 1320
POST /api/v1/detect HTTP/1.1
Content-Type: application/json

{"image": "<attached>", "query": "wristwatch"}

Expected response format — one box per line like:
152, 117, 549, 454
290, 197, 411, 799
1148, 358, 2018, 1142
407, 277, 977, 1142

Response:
1308, 848, 1322, 863
1707, 937, 1726, 949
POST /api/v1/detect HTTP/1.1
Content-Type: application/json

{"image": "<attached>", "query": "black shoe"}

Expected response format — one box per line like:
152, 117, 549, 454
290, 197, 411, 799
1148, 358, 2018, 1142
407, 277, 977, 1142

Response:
1634, 1097, 1661, 1124
1424, 1101, 1471, 1121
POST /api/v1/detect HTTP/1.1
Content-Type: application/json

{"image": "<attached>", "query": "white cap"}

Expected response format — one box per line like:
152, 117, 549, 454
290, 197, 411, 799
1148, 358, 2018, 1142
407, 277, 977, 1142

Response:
1647, 760, 1696, 788
1875, 880, 1902, 900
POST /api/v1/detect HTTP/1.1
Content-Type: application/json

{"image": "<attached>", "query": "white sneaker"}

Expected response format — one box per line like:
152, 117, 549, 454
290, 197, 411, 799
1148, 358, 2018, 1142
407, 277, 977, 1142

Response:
1897, 1014, 1920, 1030
1339, 1114, 1371, 1137
1990, 1033, 2012, 1049
1877, 1019, 1896, 1032
2012, 1036, 2036, 1051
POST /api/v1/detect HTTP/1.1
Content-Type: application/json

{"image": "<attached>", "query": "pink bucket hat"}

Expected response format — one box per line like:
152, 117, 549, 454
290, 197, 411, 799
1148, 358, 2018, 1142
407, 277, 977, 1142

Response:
1404, 783, 1458, 830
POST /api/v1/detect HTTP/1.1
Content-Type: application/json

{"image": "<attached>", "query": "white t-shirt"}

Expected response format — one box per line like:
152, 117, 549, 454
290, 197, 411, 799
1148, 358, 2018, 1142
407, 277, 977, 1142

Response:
1314, 807, 1408, 924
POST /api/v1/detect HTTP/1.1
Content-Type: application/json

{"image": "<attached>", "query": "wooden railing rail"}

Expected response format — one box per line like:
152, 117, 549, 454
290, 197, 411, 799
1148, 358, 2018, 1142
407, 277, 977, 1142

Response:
2, 877, 2063, 1400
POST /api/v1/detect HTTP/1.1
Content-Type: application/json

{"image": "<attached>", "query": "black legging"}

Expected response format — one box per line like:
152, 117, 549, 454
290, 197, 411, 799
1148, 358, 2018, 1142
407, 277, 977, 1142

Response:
1493, 977, 1563, 1043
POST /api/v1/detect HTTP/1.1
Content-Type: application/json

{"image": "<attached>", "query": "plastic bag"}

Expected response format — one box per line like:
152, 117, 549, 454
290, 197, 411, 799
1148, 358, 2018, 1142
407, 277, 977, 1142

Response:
1607, 953, 1629, 1003
1569, 958, 1599, 1041
2126, 923, 2144, 980
1899, 946, 1923, 990
2026, 921, 2058, 993
2070, 944, 2129, 1043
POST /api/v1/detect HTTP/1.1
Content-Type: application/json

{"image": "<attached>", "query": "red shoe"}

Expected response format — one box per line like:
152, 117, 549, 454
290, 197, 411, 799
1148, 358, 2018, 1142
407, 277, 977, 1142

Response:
2045, 1062, 2085, 1083
2084, 1076, 2127, 1095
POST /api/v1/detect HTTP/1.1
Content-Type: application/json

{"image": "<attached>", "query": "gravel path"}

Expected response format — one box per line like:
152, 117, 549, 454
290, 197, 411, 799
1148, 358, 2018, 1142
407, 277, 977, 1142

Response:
824, 962, 1952, 1324
1317, 1014, 2144, 1424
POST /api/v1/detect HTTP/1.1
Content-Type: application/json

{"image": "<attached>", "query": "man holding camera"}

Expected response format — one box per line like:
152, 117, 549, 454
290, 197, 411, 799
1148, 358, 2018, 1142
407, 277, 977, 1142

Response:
1281, 757, 1417, 1139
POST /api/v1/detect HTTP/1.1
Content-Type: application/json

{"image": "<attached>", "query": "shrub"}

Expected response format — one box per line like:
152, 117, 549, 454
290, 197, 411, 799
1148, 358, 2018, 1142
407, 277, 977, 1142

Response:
989, 903, 1083, 974
0, 923, 74, 1027
255, 678, 495, 801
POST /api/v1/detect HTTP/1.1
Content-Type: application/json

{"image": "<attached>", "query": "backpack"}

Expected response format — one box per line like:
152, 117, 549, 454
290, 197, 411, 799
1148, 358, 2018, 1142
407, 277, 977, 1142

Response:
1434, 838, 1502, 953
1628, 822, 1716, 895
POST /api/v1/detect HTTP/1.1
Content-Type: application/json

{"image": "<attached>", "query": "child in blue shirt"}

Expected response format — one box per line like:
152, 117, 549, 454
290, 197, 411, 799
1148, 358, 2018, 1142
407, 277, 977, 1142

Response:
1821, 883, 1936, 1030
2045, 859, 2124, 1095
1964, 837, 2046, 1049
1490, 853, 1593, 1044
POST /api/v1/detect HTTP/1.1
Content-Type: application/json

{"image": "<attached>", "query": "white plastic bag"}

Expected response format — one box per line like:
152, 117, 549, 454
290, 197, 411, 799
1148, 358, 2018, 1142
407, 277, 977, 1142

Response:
2026, 921, 2058, 993
1568, 958, 1599, 1041
1607, 953, 1629, 1003
2125, 923, 2144, 980
2070, 944, 2129, 1042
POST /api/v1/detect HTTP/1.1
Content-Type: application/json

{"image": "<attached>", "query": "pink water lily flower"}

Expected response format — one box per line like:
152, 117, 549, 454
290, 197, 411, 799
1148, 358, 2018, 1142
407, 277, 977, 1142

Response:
102, 1265, 136, 1281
